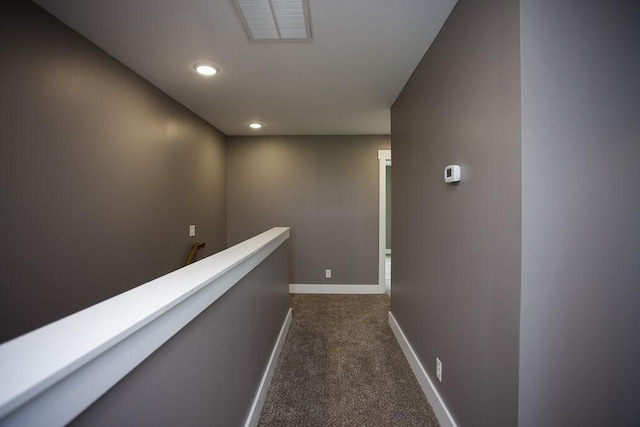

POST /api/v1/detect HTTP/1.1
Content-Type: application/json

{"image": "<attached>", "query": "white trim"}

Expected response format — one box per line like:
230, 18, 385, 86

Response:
244, 308, 292, 427
385, 249, 392, 255
388, 312, 458, 427
0, 227, 290, 427
289, 284, 383, 294
378, 149, 391, 294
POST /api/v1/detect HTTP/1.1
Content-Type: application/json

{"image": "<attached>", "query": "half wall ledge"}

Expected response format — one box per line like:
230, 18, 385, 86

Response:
0, 227, 290, 426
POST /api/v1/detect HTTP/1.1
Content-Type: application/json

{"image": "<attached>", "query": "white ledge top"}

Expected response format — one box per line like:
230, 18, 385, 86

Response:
0, 227, 290, 418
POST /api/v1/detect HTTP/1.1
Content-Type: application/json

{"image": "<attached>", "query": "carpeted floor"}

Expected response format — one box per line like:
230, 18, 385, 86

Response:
258, 294, 440, 427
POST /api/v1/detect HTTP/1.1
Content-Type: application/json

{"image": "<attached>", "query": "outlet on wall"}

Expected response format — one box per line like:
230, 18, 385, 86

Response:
189, 225, 196, 237
436, 357, 443, 382
325, 269, 332, 279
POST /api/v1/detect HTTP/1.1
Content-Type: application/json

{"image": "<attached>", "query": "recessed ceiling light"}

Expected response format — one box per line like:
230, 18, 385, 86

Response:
193, 63, 219, 76
248, 122, 264, 129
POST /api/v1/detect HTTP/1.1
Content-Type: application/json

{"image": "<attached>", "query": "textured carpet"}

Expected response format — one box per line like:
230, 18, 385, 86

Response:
258, 294, 440, 427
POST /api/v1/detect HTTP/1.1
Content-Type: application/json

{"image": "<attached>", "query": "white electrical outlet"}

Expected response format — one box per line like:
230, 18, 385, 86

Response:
189, 225, 196, 237
325, 269, 332, 278
436, 357, 443, 382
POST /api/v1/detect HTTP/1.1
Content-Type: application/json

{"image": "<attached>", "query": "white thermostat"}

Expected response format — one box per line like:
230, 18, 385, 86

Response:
444, 165, 461, 183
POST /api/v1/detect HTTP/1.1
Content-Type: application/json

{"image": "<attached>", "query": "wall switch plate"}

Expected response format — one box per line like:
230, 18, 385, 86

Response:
436, 357, 442, 382
189, 225, 196, 237
325, 269, 332, 278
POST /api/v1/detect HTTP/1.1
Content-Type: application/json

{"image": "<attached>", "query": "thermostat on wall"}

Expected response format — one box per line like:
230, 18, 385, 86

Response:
444, 165, 461, 183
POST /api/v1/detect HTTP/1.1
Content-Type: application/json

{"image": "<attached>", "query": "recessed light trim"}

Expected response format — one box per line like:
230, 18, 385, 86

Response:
193, 63, 219, 76
248, 122, 264, 129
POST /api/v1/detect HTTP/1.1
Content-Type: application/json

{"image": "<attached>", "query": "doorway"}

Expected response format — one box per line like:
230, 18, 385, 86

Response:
378, 150, 391, 295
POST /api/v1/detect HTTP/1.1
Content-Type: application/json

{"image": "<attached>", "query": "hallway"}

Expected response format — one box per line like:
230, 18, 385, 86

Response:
258, 295, 439, 426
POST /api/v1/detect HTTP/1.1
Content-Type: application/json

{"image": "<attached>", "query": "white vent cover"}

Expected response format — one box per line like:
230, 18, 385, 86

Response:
231, 0, 313, 41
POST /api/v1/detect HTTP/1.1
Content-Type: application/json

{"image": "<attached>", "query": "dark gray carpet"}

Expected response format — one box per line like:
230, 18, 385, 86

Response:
258, 294, 440, 427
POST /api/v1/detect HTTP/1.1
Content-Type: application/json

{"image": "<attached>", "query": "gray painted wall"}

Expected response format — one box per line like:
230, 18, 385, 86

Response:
390, 0, 521, 425
71, 242, 290, 426
227, 135, 390, 285
519, 1, 640, 425
0, 0, 227, 343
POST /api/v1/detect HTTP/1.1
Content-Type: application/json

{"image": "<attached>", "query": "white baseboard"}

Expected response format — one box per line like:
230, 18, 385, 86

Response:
244, 308, 292, 427
289, 284, 384, 294
388, 312, 457, 427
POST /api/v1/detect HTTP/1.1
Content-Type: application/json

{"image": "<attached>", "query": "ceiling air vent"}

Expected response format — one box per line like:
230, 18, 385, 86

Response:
231, 0, 313, 41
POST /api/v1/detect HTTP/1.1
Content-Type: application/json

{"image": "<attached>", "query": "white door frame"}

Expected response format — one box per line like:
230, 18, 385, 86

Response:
378, 150, 391, 293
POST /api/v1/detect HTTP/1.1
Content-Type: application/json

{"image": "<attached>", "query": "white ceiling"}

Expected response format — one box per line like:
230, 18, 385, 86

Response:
33, 0, 457, 136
